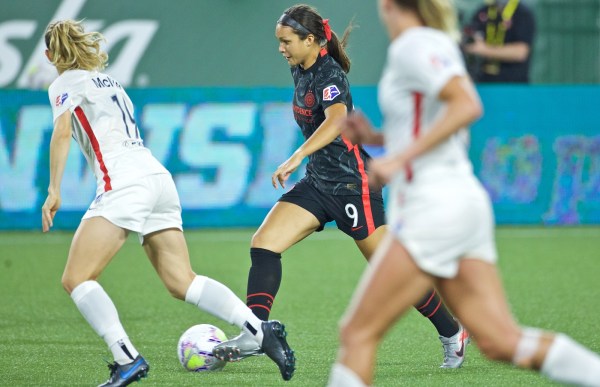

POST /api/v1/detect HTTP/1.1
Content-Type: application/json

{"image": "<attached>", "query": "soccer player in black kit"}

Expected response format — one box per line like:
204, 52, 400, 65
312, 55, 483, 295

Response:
213, 3, 469, 369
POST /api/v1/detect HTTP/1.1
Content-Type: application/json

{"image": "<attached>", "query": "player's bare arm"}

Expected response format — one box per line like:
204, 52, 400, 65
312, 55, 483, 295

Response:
42, 110, 72, 232
271, 102, 347, 189
464, 35, 530, 63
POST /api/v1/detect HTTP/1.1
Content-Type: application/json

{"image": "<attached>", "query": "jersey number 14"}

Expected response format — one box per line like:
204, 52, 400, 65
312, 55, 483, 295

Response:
112, 94, 140, 139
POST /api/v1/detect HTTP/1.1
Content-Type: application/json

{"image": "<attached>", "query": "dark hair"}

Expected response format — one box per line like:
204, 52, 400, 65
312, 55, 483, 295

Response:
278, 4, 353, 73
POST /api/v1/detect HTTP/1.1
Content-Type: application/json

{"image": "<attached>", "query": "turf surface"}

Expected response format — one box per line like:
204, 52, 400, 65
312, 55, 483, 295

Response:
1, 227, 599, 386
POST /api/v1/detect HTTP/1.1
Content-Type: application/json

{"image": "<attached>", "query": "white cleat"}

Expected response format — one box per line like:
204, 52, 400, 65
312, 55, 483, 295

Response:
439, 323, 470, 369
212, 321, 296, 381
212, 329, 263, 361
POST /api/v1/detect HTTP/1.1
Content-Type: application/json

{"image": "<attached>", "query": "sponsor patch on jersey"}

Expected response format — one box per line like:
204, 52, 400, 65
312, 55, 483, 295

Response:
55, 92, 68, 107
323, 85, 340, 101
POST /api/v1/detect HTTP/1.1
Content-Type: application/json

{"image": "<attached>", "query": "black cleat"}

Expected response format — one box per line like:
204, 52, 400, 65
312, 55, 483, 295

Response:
98, 355, 149, 387
261, 320, 295, 381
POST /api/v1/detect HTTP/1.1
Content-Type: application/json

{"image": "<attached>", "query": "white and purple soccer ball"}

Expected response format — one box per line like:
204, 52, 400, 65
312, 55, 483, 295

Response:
177, 324, 228, 372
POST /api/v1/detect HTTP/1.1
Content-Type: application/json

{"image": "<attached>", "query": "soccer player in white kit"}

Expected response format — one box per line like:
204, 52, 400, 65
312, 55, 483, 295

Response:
41, 20, 295, 386
327, 1, 600, 386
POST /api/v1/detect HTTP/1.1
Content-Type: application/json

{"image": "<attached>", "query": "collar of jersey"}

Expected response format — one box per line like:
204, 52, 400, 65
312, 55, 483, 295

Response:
298, 52, 327, 74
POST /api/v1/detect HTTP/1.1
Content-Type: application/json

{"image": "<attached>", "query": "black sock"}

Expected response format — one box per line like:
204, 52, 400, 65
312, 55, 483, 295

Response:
414, 289, 459, 338
246, 247, 282, 320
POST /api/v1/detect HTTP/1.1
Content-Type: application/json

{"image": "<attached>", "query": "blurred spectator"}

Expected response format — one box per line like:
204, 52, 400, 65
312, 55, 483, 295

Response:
463, 0, 535, 83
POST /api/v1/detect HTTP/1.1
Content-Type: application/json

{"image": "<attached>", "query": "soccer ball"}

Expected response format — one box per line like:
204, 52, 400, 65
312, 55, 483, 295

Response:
177, 324, 228, 372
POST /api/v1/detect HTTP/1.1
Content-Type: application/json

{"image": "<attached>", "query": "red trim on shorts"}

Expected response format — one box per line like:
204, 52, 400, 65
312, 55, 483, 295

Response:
246, 292, 274, 301
406, 92, 423, 182
74, 106, 112, 191
341, 136, 375, 235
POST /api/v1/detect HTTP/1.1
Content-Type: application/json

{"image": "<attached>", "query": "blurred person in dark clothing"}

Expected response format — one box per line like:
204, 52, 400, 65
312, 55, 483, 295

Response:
463, 0, 535, 83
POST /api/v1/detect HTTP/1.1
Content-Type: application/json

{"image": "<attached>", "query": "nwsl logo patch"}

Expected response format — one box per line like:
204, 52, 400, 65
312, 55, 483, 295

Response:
55, 93, 68, 107
323, 85, 340, 101
430, 55, 452, 70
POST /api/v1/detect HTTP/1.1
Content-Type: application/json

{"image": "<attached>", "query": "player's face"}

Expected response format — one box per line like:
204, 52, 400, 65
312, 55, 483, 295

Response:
378, 0, 391, 27
275, 24, 310, 67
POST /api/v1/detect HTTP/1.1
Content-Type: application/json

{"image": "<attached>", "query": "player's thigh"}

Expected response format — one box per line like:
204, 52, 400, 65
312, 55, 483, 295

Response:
252, 201, 321, 252
341, 233, 434, 342
63, 216, 129, 292
436, 259, 521, 357
143, 228, 195, 299
354, 225, 387, 261
139, 174, 183, 243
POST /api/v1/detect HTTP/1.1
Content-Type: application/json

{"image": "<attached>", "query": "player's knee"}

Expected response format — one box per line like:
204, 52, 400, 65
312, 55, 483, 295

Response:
250, 230, 269, 249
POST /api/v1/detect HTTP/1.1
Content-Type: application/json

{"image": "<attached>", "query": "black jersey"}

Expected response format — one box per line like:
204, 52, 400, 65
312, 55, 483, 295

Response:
291, 52, 374, 196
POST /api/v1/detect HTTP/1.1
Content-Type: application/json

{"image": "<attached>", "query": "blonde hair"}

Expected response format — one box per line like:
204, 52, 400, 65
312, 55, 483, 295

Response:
44, 20, 108, 73
418, 0, 460, 41
395, 0, 460, 41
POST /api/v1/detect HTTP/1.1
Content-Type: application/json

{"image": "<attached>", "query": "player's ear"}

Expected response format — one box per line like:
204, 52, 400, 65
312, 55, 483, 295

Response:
305, 34, 315, 47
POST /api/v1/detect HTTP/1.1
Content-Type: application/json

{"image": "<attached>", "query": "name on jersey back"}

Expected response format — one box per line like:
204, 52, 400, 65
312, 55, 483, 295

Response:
91, 75, 122, 89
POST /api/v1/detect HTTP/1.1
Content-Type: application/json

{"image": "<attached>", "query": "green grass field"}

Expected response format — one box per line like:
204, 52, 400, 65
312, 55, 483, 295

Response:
1, 227, 599, 386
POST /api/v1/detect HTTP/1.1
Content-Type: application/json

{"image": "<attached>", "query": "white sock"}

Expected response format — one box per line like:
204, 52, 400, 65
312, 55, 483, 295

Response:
185, 275, 264, 343
70, 281, 138, 365
513, 327, 543, 366
541, 334, 600, 386
327, 363, 368, 387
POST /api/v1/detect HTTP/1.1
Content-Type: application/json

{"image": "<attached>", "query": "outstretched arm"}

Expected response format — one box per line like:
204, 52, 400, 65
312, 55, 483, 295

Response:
42, 110, 72, 232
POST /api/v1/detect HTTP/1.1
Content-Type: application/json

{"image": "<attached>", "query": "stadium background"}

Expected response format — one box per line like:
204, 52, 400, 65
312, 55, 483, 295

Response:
1, 2, 600, 386
1, 0, 599, 229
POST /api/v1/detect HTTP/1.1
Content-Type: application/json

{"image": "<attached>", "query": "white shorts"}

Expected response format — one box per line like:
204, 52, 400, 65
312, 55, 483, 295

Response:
388, 168, 497, 278
83, 173, 183, 243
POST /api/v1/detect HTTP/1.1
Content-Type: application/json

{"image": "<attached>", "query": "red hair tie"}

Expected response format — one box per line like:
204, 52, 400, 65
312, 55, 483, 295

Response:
323, 18, 332, 41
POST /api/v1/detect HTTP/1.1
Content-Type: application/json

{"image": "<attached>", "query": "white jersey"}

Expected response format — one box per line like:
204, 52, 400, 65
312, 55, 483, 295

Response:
379, 28, 497, 277
48, 70, 168, 195
378, 27, 471, 184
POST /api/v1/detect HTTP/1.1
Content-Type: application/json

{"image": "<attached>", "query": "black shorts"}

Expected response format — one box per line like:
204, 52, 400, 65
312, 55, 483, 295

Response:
279, 179, 385, 240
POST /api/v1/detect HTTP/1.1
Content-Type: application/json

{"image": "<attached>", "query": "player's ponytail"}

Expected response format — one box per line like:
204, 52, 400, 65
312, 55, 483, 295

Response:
44, 19, 108, 74
278, 4, 353, 73
324, 21, 353, 74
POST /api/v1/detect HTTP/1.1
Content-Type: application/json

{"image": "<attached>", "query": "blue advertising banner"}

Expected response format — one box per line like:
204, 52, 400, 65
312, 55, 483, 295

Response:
472, 86, 599, 224
0, 85, 598, 229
